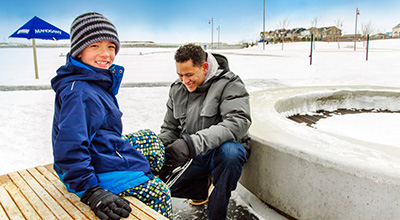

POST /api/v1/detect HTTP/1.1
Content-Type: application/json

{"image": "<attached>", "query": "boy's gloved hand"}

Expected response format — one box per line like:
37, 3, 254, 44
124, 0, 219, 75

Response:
81, 185, 132, 220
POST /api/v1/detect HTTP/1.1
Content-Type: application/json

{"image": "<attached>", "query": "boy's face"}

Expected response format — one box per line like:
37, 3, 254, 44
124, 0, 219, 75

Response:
176, 59, 208, 92
78, 40, 116, 69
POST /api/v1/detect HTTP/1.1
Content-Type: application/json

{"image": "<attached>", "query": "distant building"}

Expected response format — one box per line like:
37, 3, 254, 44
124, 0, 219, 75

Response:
340, 34, 362, 42
371, 33, 391, 40
393, 23, 400, 38
322, 26, 342, 42
260, 26, 342, 43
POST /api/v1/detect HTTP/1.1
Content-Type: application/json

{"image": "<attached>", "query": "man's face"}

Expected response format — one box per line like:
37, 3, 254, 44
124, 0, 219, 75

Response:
176, 59, 208, 92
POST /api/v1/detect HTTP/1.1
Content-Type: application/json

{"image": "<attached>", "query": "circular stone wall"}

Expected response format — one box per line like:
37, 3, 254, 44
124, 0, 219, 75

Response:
239, 85, 400, 220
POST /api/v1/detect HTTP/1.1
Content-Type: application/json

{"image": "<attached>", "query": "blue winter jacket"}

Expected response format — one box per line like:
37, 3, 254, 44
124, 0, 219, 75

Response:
51, 55, 153, 197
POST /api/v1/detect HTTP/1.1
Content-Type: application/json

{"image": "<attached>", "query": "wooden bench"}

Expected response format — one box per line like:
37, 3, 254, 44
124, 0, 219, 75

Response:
0, 164, 167, 220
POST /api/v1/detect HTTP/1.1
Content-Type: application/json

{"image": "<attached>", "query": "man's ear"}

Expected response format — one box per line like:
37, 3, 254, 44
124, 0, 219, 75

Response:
202, 62, 209, 75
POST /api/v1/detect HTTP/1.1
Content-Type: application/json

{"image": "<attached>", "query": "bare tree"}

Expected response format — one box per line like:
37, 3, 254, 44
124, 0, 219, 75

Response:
361, 21, 374, 39
334, 19, 344, 48
311, 17, 319, 28
310, 17, 320, 49
278, 17, 290, 50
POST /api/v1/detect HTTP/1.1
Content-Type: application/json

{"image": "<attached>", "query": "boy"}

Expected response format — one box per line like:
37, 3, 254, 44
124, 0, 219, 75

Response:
51, 12, 171, 220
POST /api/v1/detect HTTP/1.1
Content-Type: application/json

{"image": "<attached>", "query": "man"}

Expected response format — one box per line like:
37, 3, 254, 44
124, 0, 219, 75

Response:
158, 43, 251, 220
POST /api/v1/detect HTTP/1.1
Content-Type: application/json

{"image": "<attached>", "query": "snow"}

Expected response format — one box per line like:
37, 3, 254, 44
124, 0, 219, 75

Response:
314, 113, 400, 147
1, 39, 400, 219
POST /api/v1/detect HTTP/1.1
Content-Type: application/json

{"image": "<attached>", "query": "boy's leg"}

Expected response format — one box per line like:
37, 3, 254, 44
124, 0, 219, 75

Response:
122, 129, 165, 174
119, 176, 173, 219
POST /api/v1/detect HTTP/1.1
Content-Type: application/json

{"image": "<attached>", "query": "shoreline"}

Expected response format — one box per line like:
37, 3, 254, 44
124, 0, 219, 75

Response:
0, 41, 246, 49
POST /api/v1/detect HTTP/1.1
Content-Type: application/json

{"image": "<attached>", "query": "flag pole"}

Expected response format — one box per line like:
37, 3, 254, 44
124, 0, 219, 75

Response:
32, 38, 39, 79
354, 8, 359, 51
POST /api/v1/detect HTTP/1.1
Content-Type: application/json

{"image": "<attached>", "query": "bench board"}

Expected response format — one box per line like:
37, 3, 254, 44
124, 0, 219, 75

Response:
0, 164, 167, 220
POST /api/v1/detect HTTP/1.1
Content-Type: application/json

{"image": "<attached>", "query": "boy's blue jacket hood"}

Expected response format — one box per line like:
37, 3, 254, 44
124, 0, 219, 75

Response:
51, 55, 123, 96
51, 55, 153, 197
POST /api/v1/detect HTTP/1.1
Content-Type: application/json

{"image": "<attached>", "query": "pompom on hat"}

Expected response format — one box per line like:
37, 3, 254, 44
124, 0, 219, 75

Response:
69, 12, 120, 58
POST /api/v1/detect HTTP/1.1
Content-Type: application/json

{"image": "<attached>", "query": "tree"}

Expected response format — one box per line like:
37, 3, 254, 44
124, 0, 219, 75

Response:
310, 17, 320, 49
334, 19, 344, 48
278, 18, 290, 50
361, 21, 374, 39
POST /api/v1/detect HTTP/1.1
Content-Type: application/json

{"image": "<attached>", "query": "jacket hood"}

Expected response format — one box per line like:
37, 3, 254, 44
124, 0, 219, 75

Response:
196, 53, 230, 92
211, 53, 230, 73
51, 54, 124, 95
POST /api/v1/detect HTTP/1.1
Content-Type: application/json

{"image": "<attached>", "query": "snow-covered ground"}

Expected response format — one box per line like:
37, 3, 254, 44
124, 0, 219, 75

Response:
314, 113, 400, 147
1, 39, 400, 219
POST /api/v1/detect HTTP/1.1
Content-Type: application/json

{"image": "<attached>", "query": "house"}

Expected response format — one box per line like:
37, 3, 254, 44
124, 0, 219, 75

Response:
287, 28, 307, 41
371, 33, 390, 40
260, 26, 342, 42
323, 26, 342, 42
393, 23, 400, 38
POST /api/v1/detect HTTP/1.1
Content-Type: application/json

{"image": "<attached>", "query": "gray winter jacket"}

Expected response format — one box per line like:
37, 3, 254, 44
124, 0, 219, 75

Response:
159, 53, 251, 156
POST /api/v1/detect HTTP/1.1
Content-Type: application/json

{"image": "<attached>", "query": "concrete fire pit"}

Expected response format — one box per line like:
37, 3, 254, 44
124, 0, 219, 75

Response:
240, 85, 400, 220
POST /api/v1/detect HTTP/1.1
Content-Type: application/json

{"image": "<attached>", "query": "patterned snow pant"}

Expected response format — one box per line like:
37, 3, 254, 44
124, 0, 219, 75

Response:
121, 129, 172, 219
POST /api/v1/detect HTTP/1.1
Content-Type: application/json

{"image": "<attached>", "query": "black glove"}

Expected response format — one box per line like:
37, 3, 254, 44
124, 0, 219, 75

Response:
159, 135, 196, 181
165, 135, 196, 167
81, 186, 132, 220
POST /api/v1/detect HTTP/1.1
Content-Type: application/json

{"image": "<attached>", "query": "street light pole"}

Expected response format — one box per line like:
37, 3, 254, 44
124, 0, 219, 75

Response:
354, 8, 360, 51
209, 17, 214, 50
217, 26, 220, 49
263, 0, 265, 50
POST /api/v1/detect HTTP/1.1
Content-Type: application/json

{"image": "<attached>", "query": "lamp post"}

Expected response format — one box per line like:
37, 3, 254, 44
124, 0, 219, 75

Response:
354, 8, 360, 51
263, 0, 266, 50
217, 26, 220, 49
209, 17, 214, 50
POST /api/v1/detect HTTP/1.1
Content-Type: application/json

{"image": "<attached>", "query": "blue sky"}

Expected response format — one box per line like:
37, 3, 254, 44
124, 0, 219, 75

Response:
1, 0, 399, 44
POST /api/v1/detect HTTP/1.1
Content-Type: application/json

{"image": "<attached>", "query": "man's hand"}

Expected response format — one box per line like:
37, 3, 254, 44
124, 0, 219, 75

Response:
81, 186, 132, 220
165, 139, 189, 166
159, 135, 196, 182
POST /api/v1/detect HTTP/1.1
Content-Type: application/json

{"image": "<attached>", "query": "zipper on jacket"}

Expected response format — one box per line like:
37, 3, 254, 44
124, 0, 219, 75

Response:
71, 81, 76, 90
115, 150, 123, 158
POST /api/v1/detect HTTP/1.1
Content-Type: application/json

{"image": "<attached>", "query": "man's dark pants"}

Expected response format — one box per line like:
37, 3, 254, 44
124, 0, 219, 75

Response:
170, 142, 247, 220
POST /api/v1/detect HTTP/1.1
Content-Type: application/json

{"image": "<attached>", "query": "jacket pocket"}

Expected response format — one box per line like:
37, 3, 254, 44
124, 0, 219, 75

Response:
173, 104, 187, 120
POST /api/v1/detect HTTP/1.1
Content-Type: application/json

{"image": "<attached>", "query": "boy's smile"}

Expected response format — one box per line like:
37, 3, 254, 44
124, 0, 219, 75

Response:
78, 40, 116, 69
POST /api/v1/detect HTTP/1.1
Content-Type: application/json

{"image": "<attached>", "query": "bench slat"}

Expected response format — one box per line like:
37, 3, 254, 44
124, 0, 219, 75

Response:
40, 165, 168, 219
18, 169, 73, 219
1, 165, 168, 220
0, 184, 26, 219
35, 166, 98, 219
8, 171, 55, 219
27, 167, 89, 220
126, 197, 163, 220
0, 199, 8, 219
0, 174, 11, 185
4, 182, 41, 220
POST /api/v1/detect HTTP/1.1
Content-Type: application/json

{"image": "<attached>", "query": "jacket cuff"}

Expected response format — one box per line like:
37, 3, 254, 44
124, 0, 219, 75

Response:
182, 134, 197, 158
80, 185, 101, 204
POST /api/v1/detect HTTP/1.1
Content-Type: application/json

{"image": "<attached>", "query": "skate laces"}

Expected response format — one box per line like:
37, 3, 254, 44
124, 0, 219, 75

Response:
165, 159, 193, 188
